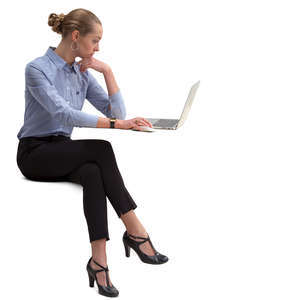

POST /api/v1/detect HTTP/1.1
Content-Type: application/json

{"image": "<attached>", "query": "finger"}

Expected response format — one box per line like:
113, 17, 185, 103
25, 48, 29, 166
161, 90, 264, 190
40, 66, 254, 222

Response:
140, 119, 151, 127
80, 64, 90, 72
81, 62, 90, 68
135, 118, 148, 126
139, 120, 149, 127
143, 118, 153, 127
132, 119, 141, 126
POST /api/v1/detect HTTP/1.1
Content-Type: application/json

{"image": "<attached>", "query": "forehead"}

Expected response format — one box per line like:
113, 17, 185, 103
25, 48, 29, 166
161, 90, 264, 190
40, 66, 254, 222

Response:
91, 24, 103, 39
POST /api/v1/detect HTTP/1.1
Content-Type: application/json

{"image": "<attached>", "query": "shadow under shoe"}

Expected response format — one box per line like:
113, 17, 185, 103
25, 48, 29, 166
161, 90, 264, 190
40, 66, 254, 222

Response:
86, 257, 119, 297
122, 230, 169, 264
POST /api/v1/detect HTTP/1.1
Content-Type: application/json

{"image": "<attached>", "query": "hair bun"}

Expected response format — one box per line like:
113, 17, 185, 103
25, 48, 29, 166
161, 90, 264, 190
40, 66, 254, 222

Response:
48, 13, 65, 34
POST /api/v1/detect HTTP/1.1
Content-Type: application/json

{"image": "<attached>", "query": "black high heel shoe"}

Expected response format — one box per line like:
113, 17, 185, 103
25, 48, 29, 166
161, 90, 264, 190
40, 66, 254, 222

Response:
122, 230, 169, 264
86, 257, 119, 297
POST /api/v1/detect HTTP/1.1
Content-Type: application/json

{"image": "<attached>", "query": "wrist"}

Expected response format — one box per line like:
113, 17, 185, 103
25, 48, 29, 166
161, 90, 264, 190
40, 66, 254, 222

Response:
115, 119, 123, 129
96, 117, 110, 128
103, 66, 112, 76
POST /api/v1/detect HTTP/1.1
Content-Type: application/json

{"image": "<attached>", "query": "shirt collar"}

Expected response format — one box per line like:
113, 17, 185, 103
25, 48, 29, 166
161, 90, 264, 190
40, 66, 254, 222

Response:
46, 46, 80, 74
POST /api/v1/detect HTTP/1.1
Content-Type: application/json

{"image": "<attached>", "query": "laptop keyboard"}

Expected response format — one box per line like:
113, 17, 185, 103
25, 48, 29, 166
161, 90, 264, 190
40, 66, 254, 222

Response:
152, 119, 178, 127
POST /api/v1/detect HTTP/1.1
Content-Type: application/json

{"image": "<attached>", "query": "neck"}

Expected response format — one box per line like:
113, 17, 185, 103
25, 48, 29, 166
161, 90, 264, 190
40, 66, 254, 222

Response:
54, 41, 75, 66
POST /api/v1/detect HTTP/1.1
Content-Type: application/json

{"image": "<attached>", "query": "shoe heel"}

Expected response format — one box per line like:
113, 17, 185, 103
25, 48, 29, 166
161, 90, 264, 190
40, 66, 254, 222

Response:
88, 271, 94, 287
123, 240, 131, 257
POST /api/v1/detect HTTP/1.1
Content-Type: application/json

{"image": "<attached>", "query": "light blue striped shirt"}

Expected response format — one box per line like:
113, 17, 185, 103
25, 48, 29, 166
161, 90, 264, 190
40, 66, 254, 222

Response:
17, 46, 126, 140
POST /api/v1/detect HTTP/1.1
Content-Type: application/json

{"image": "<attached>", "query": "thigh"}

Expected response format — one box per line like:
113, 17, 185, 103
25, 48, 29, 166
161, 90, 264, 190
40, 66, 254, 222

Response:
18, 138, 112, 181
66, 162, 102, 185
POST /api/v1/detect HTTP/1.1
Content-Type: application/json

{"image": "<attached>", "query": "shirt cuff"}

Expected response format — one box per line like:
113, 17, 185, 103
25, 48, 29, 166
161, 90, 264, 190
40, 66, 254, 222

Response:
75, 111, 99, 128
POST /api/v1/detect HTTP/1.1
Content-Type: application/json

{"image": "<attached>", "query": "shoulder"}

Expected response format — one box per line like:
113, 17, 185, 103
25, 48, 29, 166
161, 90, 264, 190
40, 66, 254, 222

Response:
26, 56, 54, 71
25, 55, 57, 82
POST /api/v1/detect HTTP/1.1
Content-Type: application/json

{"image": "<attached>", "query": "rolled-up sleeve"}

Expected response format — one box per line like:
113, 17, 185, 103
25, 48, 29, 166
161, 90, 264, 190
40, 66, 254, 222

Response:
86, 71, 126, 120
25, 63, 99, 128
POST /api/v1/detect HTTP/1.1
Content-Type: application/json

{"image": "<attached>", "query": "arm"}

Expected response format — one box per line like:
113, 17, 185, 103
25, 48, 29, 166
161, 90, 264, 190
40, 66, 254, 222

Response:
26, 63, 100, 128
80, 59, 152, 129
93, 69, 152, 129
86, 70, 126, 120
26, 63, 132, 129
103, 67, 119, 97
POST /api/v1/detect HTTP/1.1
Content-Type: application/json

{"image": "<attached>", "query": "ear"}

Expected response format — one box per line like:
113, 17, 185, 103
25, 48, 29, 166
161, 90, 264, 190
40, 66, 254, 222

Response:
71, 30, 80, 41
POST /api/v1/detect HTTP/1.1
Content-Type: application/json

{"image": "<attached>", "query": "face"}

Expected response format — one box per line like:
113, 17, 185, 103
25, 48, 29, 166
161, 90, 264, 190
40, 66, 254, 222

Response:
73, 23, 103, 58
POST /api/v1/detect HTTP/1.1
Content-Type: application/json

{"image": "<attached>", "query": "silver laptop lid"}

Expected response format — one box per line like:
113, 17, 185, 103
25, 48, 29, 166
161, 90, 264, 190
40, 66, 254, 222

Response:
176, 80, 200, 129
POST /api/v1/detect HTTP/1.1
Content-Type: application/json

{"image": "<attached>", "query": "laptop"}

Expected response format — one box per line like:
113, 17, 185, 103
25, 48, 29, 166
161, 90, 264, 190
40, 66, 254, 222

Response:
146, 80, 200, 130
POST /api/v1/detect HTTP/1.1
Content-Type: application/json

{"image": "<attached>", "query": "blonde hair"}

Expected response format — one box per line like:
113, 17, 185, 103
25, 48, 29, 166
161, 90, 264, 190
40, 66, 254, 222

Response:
48, 8, 102, 39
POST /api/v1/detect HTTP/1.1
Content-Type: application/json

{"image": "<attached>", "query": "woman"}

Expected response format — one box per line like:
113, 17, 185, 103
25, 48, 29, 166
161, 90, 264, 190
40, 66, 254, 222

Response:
16, 8, 168, 297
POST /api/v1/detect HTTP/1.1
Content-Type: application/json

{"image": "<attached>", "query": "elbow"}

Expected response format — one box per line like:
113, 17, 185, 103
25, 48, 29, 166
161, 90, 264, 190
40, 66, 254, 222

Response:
120, 110, 126, 120
120, 105, 126, 120
53, 110, 76, 127
111, 106, 126, 120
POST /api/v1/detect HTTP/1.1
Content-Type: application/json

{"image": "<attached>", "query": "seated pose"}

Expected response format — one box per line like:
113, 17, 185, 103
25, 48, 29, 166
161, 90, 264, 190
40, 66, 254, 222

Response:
16, 8, 168, 298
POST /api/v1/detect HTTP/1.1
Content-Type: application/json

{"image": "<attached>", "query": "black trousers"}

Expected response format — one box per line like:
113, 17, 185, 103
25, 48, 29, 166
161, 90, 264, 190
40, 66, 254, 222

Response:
16, 135, 137, 243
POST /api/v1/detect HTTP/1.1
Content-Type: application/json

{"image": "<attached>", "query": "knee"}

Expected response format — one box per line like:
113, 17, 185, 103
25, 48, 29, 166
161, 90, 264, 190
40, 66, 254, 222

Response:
99, 139, 113, 150
78, 163, 102, 182
86, 139, 113, 152
95, 139, 114, 155
84, 139, 115, 162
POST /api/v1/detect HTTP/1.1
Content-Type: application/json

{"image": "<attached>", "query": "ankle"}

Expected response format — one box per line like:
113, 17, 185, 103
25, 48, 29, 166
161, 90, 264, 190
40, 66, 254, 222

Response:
127, 228, 148, 237
91, 257, 107, 268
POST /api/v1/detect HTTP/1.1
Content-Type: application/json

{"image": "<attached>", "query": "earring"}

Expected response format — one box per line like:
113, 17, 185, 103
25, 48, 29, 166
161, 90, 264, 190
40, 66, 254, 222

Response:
70, 41, 79, 51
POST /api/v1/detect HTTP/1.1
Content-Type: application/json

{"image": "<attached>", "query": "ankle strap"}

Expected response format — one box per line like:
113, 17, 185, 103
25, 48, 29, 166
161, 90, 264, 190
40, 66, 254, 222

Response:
127, 232, 152, 246
128, 232, 150, 241
127, 232, 158, 254
92, 258, 109, 272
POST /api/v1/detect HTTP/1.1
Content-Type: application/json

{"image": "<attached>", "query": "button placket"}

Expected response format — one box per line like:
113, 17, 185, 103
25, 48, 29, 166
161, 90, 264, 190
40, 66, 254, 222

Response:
65, 70, 83, 109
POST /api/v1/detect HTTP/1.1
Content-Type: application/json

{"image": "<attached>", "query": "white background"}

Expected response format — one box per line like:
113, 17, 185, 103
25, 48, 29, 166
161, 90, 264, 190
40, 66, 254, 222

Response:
1, 0, 299, 299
